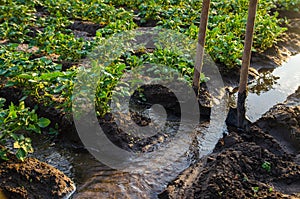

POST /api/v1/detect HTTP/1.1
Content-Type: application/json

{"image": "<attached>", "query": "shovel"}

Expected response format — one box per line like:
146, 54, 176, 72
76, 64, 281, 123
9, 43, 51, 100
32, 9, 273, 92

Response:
193, 0, 210, 95
226, 0, 259, 131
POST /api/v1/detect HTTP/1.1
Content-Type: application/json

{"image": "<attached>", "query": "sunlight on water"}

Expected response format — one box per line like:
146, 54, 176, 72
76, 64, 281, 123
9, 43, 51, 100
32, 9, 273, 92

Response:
246, 54, 300, 122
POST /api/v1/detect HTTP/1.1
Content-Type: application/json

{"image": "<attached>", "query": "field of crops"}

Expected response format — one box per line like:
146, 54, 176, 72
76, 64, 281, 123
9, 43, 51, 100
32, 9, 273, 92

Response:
0, 0, 299, 160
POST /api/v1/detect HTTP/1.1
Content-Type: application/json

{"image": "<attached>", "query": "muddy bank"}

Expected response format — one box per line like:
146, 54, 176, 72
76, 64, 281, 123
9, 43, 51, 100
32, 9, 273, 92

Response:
257, 86, 300, 154
73, 83, 209, 153
0, 156, 75, 199
159, 87, 300, 199
159, 127, 300, 198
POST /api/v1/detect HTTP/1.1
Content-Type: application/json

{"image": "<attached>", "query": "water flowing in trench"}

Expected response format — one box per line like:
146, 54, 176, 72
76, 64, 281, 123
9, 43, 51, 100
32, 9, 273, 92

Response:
30, 54, 300, 198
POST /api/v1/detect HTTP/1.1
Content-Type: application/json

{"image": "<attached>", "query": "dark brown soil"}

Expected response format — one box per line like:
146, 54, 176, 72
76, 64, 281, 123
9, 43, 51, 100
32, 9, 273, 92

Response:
0, 156, 75, 199
133, 17, 159, 27
159, 127, 300, 199
95, 84, 210, 153
67, 21, 104, 36
159, 87, 300, 199
257, 87, 300, 154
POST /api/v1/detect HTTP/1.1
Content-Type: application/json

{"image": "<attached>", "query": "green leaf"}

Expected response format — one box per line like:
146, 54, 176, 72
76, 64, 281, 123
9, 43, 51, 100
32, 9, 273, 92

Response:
117, 64, 126, 71
18, 73, 32, 79
53, 84, 67, 93
0, 69, 8, 76
0, 149, 8, 161
16, 148, 26, 161
10, 133, 19, 141
5, 81, 16, 87
39, 72, 63, 81
19, 95, 28, 102
37, 118, 51, 128
8, 105, 17, 119
0, 98, 6, 107
200, 73, 210, 83
27, 124, 41, 134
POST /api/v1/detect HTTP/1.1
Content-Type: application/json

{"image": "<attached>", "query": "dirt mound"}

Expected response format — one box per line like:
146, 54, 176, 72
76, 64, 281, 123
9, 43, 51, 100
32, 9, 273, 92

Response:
159, 126, 300, 199
257, 87, 300, 154
0, 157, 75, 199
159, 88, 300, 199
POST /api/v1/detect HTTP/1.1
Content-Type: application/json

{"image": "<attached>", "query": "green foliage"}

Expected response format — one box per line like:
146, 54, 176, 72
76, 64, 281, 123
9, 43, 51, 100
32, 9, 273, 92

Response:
98, 20, 137, 37
0, 0, 294, 69
95, 62, 128, 115
274, 0, 300, 11
205, 0, 287, 69
30, 26, 90, 61
106, 0, 290, 69
0, 44, 76, 111
0, 98, 50, 161
0, 0, 297, 159
0, 0, 36, 42
39, 0, 137, 28
90, 48, 209, 116
145, 48, 209, 83
252, 186, 259, 192
262, 161, 271, 172
0, 44, 61, 77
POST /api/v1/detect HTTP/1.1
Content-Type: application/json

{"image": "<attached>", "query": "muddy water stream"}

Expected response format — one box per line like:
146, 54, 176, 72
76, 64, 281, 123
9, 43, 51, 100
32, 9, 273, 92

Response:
33, 108, 226, 198
30, 54, 300, 198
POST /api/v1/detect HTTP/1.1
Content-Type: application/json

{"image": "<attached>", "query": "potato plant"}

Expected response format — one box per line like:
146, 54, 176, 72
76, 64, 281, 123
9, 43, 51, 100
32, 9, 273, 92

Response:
0, 0, 298, 160
0, 98, 50, 161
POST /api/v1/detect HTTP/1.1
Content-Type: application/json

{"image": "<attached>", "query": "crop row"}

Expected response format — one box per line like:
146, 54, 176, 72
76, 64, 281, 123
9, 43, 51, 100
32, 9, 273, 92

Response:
0, 0, 299, 160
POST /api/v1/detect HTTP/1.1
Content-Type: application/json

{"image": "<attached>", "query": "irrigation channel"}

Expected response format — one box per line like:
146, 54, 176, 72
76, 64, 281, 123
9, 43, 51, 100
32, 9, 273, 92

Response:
29, 54, 300, 198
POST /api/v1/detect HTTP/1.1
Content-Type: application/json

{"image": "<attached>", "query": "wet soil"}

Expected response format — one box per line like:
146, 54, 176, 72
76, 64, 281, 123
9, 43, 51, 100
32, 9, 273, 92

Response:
159, 87, 300, 199
257, 86, 300, 154
76, 84, 210, 153
159, 128, 300, 198
0, 6, 299, 199
0, 155, 75, 199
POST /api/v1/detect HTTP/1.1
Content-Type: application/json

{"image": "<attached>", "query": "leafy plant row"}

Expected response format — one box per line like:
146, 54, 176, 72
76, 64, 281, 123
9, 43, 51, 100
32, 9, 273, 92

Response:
0, 0, 299, 160
1, 0, 297, 67
104, 0, 292, 68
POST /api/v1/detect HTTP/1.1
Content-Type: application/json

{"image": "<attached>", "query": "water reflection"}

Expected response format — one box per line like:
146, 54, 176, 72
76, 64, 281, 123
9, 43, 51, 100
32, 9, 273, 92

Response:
246, 54, 300, 121
248, 71, 280, 95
